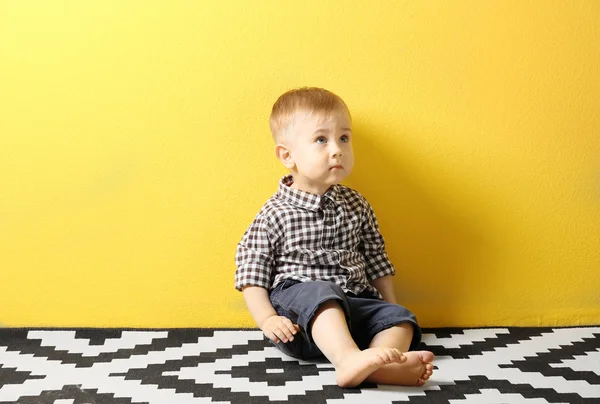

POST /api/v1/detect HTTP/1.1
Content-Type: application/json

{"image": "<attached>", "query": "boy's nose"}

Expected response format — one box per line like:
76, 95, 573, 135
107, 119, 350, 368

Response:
330, 144, 342, 157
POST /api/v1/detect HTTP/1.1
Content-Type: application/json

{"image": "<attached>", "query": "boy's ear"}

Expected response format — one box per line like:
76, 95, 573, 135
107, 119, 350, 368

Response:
275, 144, 295, 169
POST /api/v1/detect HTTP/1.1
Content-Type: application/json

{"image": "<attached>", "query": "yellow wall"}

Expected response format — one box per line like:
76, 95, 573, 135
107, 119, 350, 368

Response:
1, 1, 599, 328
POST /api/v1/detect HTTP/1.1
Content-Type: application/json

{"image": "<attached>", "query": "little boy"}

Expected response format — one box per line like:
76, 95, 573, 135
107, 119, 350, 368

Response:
235, 87, 434, 388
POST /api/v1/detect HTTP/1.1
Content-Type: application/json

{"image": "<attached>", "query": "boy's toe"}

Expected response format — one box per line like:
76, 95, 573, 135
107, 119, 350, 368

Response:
420, 351, 435, 363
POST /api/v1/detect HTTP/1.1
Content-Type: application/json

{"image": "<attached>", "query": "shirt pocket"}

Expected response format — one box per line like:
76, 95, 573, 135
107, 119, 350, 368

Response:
339, 212, 362, 250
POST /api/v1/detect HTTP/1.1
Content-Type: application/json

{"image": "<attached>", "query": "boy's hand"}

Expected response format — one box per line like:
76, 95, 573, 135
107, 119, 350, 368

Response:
261, 315, 300, 344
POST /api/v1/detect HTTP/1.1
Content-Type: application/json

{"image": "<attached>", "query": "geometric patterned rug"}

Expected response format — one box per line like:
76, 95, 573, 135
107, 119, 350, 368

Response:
1, 327, 599, 403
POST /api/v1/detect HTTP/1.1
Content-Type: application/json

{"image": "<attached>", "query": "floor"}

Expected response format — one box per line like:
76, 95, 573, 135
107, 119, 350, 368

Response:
1, 327, 599, 403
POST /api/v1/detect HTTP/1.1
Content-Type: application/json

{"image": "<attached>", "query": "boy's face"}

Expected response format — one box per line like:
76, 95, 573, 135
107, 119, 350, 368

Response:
281, 109, 354, 195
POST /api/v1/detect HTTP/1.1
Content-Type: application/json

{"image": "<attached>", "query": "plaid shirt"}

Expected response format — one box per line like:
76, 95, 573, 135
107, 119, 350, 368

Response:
235, 175, 396, 299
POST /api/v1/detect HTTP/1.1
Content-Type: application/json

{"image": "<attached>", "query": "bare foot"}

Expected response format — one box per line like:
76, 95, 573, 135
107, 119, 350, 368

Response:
366, 350, 435, 386
335, 347, 406, 388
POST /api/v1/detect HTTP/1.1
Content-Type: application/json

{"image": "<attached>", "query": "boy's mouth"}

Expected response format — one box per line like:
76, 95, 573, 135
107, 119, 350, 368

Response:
330, 165, 344, 170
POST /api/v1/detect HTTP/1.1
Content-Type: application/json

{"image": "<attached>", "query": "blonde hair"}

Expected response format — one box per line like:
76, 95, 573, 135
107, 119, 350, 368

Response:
269, 87, 351, 143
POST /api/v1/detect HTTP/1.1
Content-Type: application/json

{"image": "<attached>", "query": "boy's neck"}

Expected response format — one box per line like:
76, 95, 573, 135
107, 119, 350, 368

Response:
289, 176, 332, 196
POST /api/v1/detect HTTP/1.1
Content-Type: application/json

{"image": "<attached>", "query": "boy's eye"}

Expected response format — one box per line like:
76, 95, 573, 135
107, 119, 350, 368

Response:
340, 135, 349, 143
316, 137, 327, 144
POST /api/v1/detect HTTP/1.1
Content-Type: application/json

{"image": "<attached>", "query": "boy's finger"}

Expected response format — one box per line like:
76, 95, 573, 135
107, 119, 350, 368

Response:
276, 325, 294, 341
395, 350, 404, 361
268, 332, 280, 344
282, 319, 298, 334
265, 327, 282, 344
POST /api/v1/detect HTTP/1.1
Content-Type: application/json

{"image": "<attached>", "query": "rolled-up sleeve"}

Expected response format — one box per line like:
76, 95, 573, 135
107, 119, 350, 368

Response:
235, 211, 278, 291
360, 200, 396, 280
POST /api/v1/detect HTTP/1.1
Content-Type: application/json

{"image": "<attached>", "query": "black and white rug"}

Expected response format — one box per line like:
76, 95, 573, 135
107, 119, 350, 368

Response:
1, 327, 599, 403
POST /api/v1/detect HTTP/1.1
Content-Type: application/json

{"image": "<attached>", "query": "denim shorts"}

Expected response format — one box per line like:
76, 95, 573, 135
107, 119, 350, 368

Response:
268, 279, 422, 360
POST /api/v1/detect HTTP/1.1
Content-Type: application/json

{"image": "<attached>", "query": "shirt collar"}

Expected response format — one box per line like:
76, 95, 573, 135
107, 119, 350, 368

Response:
277, 175, 341, 212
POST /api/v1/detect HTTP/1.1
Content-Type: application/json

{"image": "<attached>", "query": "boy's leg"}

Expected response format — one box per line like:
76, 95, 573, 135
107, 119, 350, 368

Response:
365, 324, 434, 386
346, 296, 435, 386
270, 280, 405, 387
310, 300, 405, 388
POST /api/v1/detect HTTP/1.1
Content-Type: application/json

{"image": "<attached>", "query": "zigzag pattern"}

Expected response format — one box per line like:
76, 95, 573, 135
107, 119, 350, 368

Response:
1, 327, 599, 403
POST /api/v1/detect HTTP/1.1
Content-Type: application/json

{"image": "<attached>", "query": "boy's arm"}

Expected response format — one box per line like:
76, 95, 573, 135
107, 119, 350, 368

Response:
360, 199, 396, 282
242, 285, 299, 343
235, 209, 299, 343
369, 275, 398, 304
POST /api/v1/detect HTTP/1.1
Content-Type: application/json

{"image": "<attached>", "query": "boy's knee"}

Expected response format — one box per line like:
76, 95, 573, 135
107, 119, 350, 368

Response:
313, 298, 344, 315
388, 322, 415, 336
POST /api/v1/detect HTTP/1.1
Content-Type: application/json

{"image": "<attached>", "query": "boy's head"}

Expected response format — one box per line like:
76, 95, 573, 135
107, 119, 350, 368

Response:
269, 87, 351, 144
270, 87, 354, 195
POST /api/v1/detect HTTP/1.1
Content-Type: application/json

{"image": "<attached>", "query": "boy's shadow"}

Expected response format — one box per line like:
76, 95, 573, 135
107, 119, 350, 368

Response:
345, 121, 492, 326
